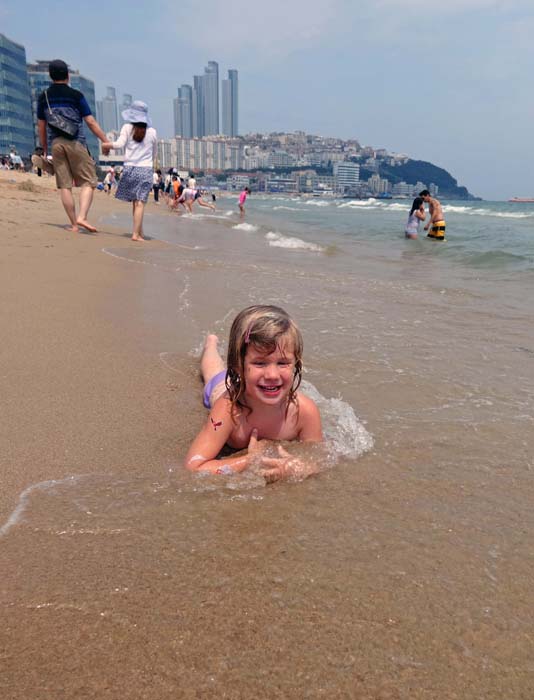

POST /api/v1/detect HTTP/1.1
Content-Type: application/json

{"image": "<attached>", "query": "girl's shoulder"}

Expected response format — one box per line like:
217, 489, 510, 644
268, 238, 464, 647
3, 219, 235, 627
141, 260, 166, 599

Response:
296, 391, 319, 416
295, 391, 323, 440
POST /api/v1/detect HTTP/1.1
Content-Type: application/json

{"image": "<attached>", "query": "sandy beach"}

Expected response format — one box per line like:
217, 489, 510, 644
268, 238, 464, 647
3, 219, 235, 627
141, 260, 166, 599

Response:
0, 171, 187, 520
1, 171, 534, 699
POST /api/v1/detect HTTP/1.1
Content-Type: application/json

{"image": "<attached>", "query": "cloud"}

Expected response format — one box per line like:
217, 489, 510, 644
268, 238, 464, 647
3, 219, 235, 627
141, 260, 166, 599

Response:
165, 0, 342, 64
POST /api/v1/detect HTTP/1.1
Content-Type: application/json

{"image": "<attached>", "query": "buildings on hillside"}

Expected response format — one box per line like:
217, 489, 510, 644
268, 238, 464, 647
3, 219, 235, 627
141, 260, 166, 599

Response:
157, 136, 244, 172
152, 130, 440, 198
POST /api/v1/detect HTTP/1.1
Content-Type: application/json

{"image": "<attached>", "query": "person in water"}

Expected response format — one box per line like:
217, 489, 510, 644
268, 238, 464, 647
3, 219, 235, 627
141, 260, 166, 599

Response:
405, 196, 426, 239
238, 186, 251, 217
420, 189, 446, 241
184, 305, 323, 482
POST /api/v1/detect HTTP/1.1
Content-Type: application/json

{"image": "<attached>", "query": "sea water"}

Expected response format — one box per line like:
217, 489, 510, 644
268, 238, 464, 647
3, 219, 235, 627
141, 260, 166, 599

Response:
2, 196, 534, 698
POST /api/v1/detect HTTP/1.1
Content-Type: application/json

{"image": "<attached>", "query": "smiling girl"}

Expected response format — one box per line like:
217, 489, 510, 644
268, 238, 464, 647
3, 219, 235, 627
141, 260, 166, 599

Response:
184, 306, 323, 481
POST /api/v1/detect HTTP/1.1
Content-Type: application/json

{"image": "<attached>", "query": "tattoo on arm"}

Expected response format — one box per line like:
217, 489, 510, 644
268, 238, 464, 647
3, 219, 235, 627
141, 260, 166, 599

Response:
211, 417, 223, 431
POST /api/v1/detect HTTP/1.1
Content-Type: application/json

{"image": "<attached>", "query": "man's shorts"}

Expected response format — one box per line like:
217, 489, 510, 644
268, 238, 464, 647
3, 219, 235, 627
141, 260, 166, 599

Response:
427, 220, 446, 240
51, 138, 97, 190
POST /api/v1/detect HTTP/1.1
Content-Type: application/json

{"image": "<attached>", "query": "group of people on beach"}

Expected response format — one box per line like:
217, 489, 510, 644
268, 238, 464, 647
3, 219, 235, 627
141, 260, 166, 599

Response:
32, 59, 315, 482
31, 58, 248, 241
405, 190, 446, 241
1, 150, 25, 171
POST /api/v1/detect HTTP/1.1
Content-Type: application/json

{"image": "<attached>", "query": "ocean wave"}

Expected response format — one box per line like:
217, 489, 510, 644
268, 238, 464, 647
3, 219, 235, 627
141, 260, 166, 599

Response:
232, 222, 259, 232
305, 199, 332, 207
273, 205, 298, 212
265, 232, 324, 252
301, 380, 373, 458
444, 205, 534, 219
338, 199, 408, 211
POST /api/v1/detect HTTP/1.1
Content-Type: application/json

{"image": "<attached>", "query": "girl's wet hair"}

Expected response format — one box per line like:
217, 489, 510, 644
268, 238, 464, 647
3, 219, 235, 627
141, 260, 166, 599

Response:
410, 196, 424, 215
226, 305, 303, 415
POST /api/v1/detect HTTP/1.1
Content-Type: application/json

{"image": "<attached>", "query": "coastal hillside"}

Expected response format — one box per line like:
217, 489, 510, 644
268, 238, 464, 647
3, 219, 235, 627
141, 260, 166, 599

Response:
361, 159, 476, 200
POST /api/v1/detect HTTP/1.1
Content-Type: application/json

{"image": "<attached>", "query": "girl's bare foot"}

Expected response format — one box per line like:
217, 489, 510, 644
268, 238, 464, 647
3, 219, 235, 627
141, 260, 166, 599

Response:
205, 334, 219, 350
131, 235, 145, 241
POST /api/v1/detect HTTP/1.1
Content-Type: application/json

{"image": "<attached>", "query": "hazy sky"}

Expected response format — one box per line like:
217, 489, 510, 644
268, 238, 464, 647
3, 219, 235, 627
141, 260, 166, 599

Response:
3, 0, 533, 199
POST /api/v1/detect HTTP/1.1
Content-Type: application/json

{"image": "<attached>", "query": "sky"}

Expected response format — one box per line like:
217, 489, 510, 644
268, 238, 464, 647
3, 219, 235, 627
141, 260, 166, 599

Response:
2, 0, 533, 199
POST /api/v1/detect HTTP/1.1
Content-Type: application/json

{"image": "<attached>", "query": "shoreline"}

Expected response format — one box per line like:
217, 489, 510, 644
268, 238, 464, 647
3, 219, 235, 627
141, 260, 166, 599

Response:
2, 170, 534, 699
0, 170, 191, 521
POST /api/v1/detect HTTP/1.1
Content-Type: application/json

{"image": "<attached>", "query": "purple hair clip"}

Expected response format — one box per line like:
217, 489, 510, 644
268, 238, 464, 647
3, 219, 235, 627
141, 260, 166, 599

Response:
244, 322, 253, 344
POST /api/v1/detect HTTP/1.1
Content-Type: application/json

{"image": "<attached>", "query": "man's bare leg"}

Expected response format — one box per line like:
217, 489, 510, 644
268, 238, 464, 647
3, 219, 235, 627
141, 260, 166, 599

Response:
76, 185, 97, 232
59, 189, 79, 231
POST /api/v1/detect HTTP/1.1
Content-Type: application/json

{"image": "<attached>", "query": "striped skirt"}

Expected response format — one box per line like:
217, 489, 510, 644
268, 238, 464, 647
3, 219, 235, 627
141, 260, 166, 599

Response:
115, 166, 153, 203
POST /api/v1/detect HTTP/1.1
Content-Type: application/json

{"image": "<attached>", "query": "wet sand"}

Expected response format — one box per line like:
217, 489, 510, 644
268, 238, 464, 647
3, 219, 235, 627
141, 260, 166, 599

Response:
1, 171, 534, 699
0, 172, 186, 523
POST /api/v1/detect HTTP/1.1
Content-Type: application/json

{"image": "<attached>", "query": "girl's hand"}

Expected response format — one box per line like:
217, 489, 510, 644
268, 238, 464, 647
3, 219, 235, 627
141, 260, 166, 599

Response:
246, 429, 268, 465
259, 446, 313, 483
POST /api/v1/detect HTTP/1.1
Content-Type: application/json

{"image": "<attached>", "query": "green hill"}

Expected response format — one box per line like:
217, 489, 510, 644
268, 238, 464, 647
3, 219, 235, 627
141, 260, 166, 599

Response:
361, 159, 477, 199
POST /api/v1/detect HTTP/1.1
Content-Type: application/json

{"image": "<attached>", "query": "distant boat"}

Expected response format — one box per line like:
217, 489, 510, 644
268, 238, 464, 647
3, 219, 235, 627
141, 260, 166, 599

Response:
508, 197, 534, 203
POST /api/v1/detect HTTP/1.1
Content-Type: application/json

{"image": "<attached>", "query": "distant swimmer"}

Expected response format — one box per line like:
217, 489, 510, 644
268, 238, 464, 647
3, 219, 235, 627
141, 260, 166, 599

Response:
239, 186, 251, 218
193, 189, 216, 211
405, 196, 426, 239
420, 189, 446, 241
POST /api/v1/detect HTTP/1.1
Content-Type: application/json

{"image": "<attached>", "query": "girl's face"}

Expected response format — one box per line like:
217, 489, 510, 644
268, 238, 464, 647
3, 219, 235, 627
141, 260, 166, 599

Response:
243, 342, 296, 406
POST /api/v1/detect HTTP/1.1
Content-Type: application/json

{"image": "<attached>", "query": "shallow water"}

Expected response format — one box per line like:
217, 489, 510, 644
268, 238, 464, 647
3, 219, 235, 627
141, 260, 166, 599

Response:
2, 200, 534, 698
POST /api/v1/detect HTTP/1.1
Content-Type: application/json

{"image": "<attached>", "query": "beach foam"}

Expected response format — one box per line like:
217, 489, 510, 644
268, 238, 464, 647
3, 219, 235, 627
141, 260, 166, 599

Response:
265, 231, 324, 252
300, 380, 374, 458
305, 199, 331, 207
232, 222, 259, 232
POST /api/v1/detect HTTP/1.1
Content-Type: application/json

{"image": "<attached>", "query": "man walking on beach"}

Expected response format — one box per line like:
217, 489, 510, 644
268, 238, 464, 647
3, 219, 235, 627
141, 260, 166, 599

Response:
420, 189, 446, 241
35, 59, 108, 233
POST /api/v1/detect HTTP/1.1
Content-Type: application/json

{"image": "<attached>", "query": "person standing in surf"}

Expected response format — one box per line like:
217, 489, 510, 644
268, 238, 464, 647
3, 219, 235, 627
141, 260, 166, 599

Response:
102, 101, 157, 241
420, 189, 446, 241
238, 186, 251, 218
405, 196, 426, 239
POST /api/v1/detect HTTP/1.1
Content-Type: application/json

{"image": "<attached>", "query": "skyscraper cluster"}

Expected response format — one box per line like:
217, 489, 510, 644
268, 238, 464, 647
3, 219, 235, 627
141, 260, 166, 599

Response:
173, 62, 238, 139
96, 88, 133, 134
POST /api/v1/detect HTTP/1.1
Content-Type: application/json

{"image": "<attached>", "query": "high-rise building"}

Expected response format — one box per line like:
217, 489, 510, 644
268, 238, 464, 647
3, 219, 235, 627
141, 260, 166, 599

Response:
99, 86, 118, 133
27, 59, 99, 160
0, 34, 34, 156
193, 74, 204, 137
222, 69, 238, 137
333, 161, 360, 189
203, 61, 219, 135
173, 84, 193, 138
119, 93, 132, 123
170, 135, 244, 171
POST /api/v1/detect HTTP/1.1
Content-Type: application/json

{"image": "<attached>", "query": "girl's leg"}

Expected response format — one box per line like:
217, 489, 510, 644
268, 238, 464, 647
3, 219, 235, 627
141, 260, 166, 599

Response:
132, 200, 146, 241
197, 199, 215, 211
200, 334, 225, 385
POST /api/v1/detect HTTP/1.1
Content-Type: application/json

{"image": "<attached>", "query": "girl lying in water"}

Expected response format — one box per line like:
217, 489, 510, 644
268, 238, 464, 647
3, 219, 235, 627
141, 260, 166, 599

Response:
184, 305, 323, 482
